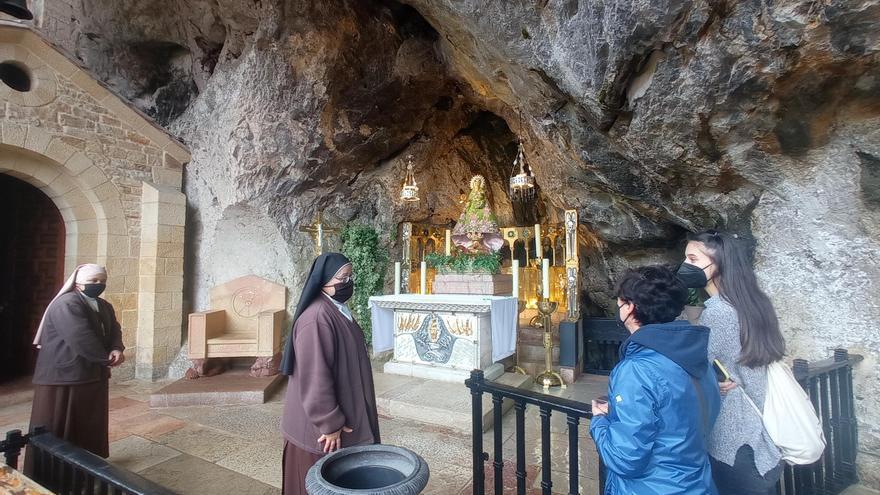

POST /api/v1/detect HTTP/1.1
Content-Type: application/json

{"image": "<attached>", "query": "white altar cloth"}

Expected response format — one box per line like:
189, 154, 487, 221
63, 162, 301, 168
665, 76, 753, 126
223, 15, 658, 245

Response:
369, 294, 517, 369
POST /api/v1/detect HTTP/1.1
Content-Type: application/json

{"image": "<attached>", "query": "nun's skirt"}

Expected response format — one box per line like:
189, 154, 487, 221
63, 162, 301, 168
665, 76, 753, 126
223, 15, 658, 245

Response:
24, 378, 110, 476
282, 440, 324, 495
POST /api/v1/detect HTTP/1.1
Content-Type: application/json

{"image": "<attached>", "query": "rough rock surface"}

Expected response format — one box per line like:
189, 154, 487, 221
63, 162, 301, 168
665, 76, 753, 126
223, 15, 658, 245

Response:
36, 0, 880, 483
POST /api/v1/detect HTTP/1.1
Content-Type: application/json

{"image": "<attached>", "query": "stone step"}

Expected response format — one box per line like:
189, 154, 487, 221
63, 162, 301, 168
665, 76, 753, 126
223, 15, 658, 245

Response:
518, 325, 561, 346
841, 485, 880, 495
374, 371, 533, 434
518, 342, 561, 364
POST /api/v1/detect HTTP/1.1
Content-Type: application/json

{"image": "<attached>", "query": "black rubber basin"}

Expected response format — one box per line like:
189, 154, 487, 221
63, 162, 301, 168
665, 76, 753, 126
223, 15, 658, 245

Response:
305, 444, 429, 494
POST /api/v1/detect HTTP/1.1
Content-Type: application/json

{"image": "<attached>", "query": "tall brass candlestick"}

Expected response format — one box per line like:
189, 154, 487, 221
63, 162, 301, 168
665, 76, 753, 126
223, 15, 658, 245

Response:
535, 298, 565, 389
512, 300, 527, 375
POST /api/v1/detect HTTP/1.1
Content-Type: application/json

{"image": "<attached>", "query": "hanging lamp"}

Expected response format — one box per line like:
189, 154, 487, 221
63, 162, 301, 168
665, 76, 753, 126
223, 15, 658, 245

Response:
509, 140, 536, 202
399, 155, 420, 202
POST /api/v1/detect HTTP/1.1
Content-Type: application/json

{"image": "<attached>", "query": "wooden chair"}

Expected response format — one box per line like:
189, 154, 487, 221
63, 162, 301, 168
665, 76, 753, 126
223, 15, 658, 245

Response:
186, 275, 286, 378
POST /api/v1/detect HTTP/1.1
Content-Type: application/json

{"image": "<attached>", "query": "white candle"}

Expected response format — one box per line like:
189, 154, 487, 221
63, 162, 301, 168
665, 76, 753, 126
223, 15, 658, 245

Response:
534, 224, 541, 258
542, 258, 550, 299
445, 229, 451, 256
512, 260, 520, 299
420, 261, 427, 295
394, 262, 401, 295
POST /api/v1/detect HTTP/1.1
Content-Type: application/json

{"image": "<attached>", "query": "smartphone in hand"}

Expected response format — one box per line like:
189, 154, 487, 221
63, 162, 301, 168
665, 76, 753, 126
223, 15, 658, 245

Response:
713, 359, 731, 382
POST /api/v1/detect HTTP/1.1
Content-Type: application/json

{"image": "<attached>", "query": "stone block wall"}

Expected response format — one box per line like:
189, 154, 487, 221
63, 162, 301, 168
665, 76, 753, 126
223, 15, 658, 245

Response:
0, 24, 190, 379
137, 182, 186, 379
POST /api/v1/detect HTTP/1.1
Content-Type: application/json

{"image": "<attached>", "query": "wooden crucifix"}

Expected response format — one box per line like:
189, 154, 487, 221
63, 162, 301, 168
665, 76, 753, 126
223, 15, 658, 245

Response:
299, 213, 338, 256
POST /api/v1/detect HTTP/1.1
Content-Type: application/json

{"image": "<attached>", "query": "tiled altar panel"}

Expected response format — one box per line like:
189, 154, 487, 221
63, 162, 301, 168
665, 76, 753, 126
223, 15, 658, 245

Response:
393, 311, 489, 371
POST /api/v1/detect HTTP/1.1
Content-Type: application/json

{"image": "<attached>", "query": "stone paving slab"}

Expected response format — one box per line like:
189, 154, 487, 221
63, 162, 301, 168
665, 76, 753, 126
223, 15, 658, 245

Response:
216, 440, 283, 488
376, 371, 533, 433
139, 453, 280, 495
842, 486, 880, 495
108, 435, 182, 473
150, 370, 284, 407
154, 423, 258, 463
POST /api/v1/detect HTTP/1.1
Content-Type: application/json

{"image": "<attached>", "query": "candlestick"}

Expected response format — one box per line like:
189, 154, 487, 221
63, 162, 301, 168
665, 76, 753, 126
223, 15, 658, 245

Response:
534, 224, 541, 258
512, 259, 520, 299
542, 258, 550, 298
394, 262, 401, 295
420, 261, 427, 295
536, 298, 564, 389
445, 229, 451, 256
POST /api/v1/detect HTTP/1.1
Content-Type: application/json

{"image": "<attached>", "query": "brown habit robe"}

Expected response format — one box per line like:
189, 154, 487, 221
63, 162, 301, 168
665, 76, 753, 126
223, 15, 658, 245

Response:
26, 291, 124, 468
281, 294, 380, 494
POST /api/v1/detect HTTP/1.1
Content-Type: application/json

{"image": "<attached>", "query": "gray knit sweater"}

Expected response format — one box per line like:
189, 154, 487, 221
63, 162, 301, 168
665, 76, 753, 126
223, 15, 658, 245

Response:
700, 296, 782, 475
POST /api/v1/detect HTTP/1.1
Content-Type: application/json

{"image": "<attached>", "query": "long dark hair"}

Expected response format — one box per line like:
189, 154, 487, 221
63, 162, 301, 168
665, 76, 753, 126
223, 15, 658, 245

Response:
688, 231, 785, 367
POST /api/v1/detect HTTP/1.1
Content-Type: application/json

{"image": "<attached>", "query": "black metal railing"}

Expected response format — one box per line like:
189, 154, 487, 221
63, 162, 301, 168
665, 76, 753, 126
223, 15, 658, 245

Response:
779, 349, 862, 495
466, 369, 600, 495
1, 427, 176, 495
582, 317, 627, 375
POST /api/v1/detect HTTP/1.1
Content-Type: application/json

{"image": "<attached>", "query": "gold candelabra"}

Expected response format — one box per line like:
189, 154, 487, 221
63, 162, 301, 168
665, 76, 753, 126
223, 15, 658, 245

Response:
512, 300, 527, 375
535, 297, 565, 390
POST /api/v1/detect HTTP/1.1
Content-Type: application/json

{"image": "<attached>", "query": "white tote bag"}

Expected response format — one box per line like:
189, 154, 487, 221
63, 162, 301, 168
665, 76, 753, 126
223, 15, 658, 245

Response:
743, 360, 826, 465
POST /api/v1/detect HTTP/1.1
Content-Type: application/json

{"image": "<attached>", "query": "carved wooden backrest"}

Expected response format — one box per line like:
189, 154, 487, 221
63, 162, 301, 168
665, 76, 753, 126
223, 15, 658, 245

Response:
209, 275, 286, 334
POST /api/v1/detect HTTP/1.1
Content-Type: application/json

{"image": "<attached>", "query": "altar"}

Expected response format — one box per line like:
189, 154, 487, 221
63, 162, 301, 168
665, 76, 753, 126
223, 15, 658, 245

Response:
370, 294, 518, 382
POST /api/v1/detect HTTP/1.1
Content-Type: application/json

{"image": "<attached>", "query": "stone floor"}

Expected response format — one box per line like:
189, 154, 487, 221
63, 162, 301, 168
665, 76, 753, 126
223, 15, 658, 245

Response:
842, 486, 880, 495
0, 371, 607, 494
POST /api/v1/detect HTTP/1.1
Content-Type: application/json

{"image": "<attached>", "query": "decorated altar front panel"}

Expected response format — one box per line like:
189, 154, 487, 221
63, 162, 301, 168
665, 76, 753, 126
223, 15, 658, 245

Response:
369, 294, 516, 382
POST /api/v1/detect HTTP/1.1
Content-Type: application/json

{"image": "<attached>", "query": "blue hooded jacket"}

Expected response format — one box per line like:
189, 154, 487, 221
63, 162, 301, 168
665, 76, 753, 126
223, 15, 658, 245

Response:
589, 320, 721, 495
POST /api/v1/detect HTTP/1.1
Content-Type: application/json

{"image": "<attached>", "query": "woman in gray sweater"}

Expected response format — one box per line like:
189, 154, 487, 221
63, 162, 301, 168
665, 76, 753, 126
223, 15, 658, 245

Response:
676, 231, 785, 495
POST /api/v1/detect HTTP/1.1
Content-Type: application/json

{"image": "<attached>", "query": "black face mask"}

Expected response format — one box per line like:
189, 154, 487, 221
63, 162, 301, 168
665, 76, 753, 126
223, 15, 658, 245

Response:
82, 283, 106, 298
330, 280, 354, 303
676, 262, 713, 289
617, 303, 632, 330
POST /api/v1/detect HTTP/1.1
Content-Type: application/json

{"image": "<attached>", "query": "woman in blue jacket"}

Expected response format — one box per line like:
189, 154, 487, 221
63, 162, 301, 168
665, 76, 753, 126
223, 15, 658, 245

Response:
590, 266, 721, 495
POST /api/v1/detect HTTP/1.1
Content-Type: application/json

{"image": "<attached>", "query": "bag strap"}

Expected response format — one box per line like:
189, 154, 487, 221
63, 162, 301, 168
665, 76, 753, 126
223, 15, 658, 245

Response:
735, 364, 768, 420
741, 387, 763, 418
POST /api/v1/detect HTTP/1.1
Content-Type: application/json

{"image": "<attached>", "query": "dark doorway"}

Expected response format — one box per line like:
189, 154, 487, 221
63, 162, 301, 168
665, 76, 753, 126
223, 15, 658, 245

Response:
0, 174, 65, 383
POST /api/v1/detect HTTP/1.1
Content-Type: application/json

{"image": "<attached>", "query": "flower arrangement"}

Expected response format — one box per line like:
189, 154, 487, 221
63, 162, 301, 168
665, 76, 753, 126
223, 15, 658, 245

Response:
424, 252, 501, 275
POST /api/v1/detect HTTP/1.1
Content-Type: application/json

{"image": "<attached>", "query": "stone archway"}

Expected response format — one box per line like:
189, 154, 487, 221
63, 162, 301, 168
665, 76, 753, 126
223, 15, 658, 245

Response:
0, 141, 123, 272
0, 129, 136, 375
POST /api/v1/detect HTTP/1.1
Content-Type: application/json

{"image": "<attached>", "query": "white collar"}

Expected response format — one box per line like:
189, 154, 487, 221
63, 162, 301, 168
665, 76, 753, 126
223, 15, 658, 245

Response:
322, 292, 353, 321
79, 292, 100, 312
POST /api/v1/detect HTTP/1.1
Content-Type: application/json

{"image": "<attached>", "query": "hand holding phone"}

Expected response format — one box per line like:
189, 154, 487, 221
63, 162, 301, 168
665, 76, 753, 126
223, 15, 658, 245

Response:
712, 359, 731, 383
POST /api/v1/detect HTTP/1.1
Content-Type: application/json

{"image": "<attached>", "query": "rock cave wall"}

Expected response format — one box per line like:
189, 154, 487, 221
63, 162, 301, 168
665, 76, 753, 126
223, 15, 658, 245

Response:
35, 0, 880, 482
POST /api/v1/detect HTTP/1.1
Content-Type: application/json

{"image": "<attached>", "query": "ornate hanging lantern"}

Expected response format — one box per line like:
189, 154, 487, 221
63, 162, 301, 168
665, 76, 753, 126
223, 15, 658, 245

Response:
399, 155, 420, 202
508, 141, 536, 202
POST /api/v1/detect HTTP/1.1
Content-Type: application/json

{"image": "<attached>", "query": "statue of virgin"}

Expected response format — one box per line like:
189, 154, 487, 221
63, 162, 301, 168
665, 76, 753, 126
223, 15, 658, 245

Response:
451, 175, 504, 253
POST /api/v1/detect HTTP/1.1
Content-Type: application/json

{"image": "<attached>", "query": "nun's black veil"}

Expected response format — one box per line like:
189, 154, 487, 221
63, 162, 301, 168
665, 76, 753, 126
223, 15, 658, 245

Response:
280, 252, 351, 375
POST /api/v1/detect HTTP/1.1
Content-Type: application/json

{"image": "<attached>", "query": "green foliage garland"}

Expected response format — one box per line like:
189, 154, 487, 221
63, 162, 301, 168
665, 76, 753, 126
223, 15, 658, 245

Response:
424, 252, 501, 275
341, 224, 388, 344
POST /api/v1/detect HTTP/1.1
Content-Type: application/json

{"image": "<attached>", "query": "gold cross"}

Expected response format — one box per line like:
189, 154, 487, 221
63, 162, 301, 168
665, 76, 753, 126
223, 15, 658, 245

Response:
299, 213, 338, 256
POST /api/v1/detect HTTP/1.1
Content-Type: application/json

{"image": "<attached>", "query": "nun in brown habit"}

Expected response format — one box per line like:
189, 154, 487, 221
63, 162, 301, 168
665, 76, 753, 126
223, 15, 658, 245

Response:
280, 253, 381, 495
24, 264, 125, 473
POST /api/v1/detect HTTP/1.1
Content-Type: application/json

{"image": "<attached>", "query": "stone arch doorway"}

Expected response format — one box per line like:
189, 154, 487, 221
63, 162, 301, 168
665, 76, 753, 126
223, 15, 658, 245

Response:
0, 174, 65, 382
0, 142, 114, 381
